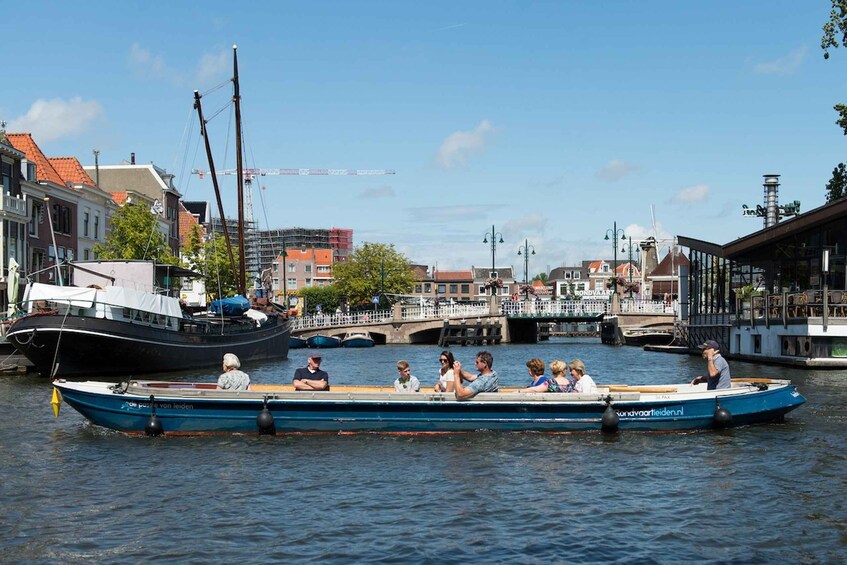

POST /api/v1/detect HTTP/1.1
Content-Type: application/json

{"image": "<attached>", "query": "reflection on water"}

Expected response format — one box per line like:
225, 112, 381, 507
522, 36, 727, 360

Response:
1, 339, 845, 562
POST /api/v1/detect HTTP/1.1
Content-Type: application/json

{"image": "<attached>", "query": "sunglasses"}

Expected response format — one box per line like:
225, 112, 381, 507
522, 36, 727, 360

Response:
439, 358, 448, 362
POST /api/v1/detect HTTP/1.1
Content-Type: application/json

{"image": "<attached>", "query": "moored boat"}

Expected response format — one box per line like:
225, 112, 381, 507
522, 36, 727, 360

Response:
7, 262, 290, 378
51, 377, 805, 435
289, 336, 308, 349
341, 331, 375, 348
622, 328, 676, 346
306, 334, 342, 348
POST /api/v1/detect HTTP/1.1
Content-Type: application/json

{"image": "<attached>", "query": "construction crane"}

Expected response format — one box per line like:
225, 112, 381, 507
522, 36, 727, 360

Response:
190, 167, 395, 288
192, 168, 395, 178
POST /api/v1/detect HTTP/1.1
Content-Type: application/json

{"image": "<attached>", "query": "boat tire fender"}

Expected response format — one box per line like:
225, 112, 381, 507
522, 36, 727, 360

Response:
601, 395, 619, 433
257, 397, 276, 435
145, 395, 164, 436
713, 400, 732, 429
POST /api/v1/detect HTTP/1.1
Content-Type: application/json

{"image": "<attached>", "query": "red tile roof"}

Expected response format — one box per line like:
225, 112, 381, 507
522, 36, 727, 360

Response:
435, 270, 473, 281
6, 133, 65, 186
48, 157, 96, 187
179, 202, 204, 247
110, 192, 128, 205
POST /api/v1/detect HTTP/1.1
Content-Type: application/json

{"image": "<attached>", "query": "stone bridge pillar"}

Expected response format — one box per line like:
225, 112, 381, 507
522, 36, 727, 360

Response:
393, 303, 402, 321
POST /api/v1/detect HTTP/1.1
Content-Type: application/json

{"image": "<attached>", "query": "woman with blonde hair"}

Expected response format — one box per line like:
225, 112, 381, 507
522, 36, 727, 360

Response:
568, 359, 597, 394
520, 359, 573, 393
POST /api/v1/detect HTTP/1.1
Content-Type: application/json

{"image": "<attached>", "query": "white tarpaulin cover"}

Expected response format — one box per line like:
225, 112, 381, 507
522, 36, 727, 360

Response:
24, 283, 182, 319
25, 283, 98, 310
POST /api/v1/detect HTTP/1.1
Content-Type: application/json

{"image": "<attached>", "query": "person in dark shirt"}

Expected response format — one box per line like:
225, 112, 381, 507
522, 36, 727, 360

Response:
293, 352, 330, 391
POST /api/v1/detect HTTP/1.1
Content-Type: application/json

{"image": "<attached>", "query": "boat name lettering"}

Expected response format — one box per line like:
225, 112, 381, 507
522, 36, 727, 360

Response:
124, 401, 194, 410
618, 407, 683, 418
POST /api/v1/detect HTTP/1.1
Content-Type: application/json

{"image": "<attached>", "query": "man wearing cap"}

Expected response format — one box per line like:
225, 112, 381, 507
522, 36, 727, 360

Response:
293, 353, 330, 391
691, 340, 732, 389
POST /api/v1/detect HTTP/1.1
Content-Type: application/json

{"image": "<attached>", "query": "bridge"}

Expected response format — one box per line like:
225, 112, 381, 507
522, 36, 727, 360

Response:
290, 299, 676, 345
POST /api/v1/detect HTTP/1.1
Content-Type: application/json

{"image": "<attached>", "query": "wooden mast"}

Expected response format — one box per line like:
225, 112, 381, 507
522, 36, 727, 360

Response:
232, 44, 247, 297
193, 90, 238, 279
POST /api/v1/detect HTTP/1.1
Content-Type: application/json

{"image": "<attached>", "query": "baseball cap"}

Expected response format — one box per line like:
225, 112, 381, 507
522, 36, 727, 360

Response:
308, 351, 322, 361
698, 340, 720, 350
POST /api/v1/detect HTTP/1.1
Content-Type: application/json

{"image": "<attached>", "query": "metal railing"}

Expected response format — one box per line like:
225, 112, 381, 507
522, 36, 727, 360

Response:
289, 298, 679, 330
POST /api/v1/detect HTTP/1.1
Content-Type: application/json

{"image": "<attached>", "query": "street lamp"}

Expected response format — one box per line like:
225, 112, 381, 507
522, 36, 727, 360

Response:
280, 239, 288, 309
483, 225, 504, 296
621, 236, 640, 298
603, 221, 627, 288
517, 239, 536, 300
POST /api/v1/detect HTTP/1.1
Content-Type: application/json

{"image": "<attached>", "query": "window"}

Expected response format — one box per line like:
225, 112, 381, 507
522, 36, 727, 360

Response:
52, 204, 60, 231
424, 283, 431, 293
574, 272, 580, 279
84, 249, 90, 260
288, 263, 296, 273
305, 264, 312, 273
461, 284, 469, 293
602, 265, 609, 273
479, 285, 486, 294
753, 335, 762, 354
305, 278, 312, 286
67, 249, 74, 261
48, 245, 55, 264
1, 160, 11, 194
449, 284, 458, 293
438, 284, 446, 294
83, 211, 90, 237
94, 214, 100, 239
287, 278, 297, 290
317, 266, 330, 273
415, 285, 422, 293
29, 202, 39, 236
61, 207, 71, 234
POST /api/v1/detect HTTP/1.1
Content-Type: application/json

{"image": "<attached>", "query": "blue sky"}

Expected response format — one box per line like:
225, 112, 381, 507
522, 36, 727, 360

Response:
4, 1, 845, 275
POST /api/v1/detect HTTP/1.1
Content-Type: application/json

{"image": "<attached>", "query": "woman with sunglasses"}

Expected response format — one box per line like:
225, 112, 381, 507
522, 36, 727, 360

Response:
434, 350, 456, 392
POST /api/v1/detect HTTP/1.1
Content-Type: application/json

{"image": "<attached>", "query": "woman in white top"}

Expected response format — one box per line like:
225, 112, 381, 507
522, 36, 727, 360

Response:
434, 350, 456, 392
569, 359, 597, 394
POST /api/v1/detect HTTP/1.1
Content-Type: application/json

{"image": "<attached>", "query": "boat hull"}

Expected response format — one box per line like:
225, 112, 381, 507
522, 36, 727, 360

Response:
8, 314, 290, 377
289, 336, 308, 349
306, 335, 341, 348
53, 380, 806, 434
341, 337, 375, 348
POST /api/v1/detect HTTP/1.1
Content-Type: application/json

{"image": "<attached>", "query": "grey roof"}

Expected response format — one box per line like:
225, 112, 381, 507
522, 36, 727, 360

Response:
82, 165, 181, 200
471, 267, 514, 279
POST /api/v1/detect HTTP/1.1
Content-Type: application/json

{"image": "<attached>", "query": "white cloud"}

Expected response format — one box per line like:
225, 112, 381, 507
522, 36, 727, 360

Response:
129, 43, 169, 79
195, 49, 230, 85
503, 213, 547, 236
359, 185, 395, 199
404, 204, 504, 223
8, 97, 103, 142
129, 43, 230, 87
753, 45, 807, 75
670, 184, 710, 204
595, 159, 640, 182
436, 119, 495, 169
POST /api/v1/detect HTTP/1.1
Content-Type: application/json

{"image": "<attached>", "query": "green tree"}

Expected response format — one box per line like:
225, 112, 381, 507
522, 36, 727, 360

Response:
298, 285, 344, 315
826, 162, 847, 201
93, 203, 178, 264
181, 226, 240, 301
532, 272, 548, 284
821, 1, 847, 134
332, 242, 415, 306
821, 2, 847, 201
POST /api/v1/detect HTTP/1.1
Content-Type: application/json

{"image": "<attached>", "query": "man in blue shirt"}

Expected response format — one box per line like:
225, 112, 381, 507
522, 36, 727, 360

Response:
691, 340, 732, 389
453, 350, 499, 400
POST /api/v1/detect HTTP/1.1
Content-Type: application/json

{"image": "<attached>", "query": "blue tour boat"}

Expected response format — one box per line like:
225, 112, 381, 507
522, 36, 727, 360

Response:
306, 334, 342, 348
51, 377, 805, 435
341, 331, 375, 348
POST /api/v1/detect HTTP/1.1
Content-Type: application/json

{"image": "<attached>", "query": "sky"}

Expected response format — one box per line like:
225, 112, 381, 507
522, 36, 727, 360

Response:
4, 1, 846, 277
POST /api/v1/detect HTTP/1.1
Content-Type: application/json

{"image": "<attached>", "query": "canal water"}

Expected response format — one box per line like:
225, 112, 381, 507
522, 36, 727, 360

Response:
1, 340, 845, 563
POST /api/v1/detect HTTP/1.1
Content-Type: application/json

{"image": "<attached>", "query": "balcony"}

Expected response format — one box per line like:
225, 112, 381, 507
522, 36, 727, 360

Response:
0, 194, 28, 219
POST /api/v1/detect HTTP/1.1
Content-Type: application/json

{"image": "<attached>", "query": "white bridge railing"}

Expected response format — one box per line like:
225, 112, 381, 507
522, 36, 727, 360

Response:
289, 299, 676, 331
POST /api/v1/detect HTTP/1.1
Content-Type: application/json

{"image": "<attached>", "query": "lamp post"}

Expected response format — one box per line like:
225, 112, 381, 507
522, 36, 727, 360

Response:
621, 236, 640, 299
483, 225, 504, 296
517, 239, 536, 300
603, 221, 626, 294
280, 239, 288, 309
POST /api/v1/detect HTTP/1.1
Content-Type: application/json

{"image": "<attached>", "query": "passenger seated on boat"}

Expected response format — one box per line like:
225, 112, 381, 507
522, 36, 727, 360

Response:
453, 351, 499, 400
520, 360, 573, 393
523, 358, 548, 389
293, 352, 330, 391
568, 359, 596, 394
217, 353, 250, 391
434, 350, 456, 392
690, 340, 732, 390
394, 360, 421, 392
